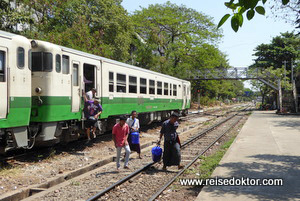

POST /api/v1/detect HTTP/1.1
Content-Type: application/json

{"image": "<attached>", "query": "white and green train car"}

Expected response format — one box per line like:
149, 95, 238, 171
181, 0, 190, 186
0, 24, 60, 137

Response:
0, 31, 32, 152
0, 30, 191, 152
30, 39, 191, 144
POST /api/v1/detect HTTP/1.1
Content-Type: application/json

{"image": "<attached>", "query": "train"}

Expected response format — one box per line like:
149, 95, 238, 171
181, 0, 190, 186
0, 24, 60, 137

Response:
0, 30, 191, 153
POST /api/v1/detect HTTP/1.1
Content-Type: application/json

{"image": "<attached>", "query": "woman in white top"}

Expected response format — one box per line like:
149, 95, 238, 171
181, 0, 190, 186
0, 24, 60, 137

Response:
126, 110, 142, 159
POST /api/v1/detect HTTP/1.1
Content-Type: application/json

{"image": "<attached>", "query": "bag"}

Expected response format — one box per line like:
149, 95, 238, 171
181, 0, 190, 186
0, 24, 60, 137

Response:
131, 132, 140, 144
130, 119, 139, 144
151, 146, 162, 162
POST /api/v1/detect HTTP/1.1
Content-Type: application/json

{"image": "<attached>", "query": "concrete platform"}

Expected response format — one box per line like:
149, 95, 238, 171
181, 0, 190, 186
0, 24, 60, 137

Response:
196, 111, 300, 201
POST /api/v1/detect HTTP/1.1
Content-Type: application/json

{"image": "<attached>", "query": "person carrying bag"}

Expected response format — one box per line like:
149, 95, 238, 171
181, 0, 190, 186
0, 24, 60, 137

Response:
126, 111, 142, 159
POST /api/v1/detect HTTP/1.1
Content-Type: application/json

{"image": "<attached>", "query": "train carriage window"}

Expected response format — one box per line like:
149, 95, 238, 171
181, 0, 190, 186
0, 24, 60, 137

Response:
149, 79, 155, 94
164, 82, 168, 95
117, 73, 126, 93
157, 81, 162, 95
169, 84, 172, 96
109, 72, 114, 92
56, 54, 61, 73
17, 47, 25, 69
32, 52, 53, 72
62, 55, 70, 74
28, 50, 32, 70
0, 51, 5, 82
43, 53, 53, 72
173, 84, 177, 96
72, 63, 79, 86
129, 76, 137, 93
140, 78, 147, 94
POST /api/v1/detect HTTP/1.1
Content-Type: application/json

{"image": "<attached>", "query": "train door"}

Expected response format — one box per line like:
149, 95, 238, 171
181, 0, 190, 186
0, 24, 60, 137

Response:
71, 61, 80, 112
96, 63, 101, 98
83, 63, 96, 93
0, 47, 8, 119
182, 83, 187, 110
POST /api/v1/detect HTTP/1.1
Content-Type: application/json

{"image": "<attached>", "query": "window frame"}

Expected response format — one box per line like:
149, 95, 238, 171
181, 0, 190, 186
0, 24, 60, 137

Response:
0, 50, 6, 82
149, 79, 155, 95
109, 71, 114, 92
28, 50, 32, 70
164, 82, 168, 96
116, 73, 126, 93
157, 81, 162, 95
140, 78, 147, 94
56, 54, 61, 73
173, 84, 177, 96
72, 63, 79, 86
31, 52, 53, 72
62, 55, 70, 74
129, 75, 137, 94
17, 47, 25, 69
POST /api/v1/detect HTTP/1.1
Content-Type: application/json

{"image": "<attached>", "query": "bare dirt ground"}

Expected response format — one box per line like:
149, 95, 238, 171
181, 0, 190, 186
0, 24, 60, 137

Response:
0, 103, 243, 196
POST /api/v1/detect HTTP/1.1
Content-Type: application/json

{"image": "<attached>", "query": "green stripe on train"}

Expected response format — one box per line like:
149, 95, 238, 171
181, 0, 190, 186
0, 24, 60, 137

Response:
0, 97, 31, 128
30, 96, 189, 122
31, 96, 81, 122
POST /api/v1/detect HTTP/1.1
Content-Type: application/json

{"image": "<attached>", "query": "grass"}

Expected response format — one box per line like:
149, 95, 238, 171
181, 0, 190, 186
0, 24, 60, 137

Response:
70, 180, 80, 186
197, 136, 236, 179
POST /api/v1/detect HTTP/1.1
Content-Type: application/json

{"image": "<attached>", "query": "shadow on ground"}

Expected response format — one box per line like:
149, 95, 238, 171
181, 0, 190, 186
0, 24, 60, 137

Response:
202, 154, 300, 200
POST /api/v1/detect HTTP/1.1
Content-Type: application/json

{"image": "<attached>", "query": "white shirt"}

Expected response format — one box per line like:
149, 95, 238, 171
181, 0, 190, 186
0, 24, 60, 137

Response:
126, 117, 140, 131
86, 91, 93, 100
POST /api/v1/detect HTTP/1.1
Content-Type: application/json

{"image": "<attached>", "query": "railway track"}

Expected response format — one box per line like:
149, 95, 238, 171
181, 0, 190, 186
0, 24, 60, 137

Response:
0, 104, 251, 201
0, 103, 247, 163
85, 106, 251, 201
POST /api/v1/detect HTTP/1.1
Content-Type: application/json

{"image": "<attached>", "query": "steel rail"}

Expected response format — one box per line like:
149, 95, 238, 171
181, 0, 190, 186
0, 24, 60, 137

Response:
86, 105, 250, 201
148, 115, 244, 201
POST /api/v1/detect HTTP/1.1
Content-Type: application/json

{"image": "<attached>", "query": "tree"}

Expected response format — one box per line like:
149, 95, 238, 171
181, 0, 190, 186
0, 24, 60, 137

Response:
131, 1, 222, 77
218, 0, 299, 32
252, 32, 300, 72
0, 0, 31, 32
20, 0, 134, 61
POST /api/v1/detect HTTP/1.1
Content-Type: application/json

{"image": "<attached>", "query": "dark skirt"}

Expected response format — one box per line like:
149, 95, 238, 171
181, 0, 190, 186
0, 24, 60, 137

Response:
128, 133, 141, 153
163, 141, 181, 166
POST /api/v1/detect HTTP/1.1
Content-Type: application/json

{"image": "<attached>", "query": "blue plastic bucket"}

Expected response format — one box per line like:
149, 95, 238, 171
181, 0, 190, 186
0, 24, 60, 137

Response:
131, 132, 140, 144
151, 146, 162, 162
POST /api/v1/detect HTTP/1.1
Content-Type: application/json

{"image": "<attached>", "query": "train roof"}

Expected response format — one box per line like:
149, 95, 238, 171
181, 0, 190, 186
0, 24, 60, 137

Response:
0, 30, 28, 41
33, 40, 189, 83
60, 45, 189, 83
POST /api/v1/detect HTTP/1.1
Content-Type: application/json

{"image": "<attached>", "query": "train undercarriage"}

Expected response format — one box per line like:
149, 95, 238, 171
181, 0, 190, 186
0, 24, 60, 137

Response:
0, 109, 187, 154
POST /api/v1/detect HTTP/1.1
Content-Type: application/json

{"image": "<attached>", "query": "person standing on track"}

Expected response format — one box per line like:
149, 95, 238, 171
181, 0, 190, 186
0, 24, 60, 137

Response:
126, 111, 142, 159
112, 115, 131, 170
157, 112, 183, 170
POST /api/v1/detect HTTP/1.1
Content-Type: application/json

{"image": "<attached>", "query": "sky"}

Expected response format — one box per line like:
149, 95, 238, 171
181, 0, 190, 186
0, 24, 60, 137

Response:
121, 0, 297, 89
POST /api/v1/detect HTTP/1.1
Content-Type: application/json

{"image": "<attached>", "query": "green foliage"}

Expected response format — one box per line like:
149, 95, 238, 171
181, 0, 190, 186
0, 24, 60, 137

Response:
198, 136, 236, 179
249, 32, 298, 104
130, 1, 222, 77
20, 0, 133, 61
0, 0, 31, 32
252, 32, 300, 70
1, 1, 247, 103
218, 0, 292, 32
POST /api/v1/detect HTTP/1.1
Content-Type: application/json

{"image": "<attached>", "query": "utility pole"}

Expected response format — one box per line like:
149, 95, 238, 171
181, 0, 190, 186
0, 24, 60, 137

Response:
197, 89, 200, 113
291, 58, 294, 81
283, 60, 288, 87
